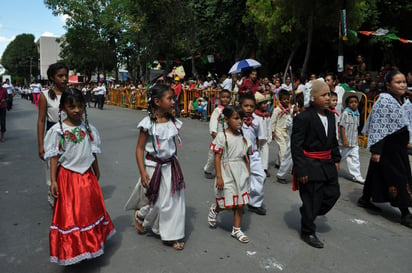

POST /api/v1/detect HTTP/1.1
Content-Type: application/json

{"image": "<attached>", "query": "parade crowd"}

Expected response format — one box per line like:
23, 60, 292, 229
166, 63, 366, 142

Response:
1, 56, 412, 266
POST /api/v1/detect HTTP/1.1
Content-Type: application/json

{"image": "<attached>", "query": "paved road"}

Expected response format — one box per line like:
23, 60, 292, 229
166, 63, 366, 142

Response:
1, 98, 411, 273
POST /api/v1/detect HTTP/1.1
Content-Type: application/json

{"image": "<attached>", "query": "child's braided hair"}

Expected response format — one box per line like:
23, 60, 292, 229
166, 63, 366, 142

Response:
47, 62, 68, 100
58, 88, 92, 151
221, 105, 249, 160
147, 84, 175, 123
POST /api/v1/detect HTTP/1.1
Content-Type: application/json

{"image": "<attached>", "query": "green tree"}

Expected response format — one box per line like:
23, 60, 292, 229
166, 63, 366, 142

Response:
245, 0, 376, 77
1, 34, 39, 84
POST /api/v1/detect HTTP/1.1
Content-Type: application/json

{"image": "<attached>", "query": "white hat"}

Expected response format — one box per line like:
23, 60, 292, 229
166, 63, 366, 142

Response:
342, 90, 363, 109
255, 92, 271, 104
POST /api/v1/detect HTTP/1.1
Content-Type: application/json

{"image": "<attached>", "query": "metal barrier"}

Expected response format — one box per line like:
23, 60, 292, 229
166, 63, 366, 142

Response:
106, 87, 380, 148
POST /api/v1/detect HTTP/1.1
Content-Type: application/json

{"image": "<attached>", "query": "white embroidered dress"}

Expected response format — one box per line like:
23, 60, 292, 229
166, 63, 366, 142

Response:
211, 132, 251, 208
125, 117, 185, 241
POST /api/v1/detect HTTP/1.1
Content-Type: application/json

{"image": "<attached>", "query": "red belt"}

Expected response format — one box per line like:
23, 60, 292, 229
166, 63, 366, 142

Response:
303, 150, 331, 160
292, 149, 332, 191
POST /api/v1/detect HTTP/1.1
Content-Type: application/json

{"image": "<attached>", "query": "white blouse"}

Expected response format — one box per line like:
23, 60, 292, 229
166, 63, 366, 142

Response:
138, 116, 182, 167
42, 89, 61, 123
44, 122, 101, 174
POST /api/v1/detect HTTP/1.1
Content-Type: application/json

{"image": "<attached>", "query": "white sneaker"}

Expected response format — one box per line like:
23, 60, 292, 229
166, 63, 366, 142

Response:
353, 177, 365, 184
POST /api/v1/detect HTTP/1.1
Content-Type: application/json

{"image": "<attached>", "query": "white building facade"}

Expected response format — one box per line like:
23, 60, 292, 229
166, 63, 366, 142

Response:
36, 36, 62, 80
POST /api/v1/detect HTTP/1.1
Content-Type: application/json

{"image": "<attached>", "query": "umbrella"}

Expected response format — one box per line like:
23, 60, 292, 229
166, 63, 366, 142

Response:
228, 59, 261, 74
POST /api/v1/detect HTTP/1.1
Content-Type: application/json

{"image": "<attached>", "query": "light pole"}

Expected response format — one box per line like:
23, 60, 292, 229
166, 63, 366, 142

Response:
29, 57, 33, 82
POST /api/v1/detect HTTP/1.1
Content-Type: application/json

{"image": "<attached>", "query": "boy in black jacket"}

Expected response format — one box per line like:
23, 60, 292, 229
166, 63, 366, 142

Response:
291, 80, 341, 248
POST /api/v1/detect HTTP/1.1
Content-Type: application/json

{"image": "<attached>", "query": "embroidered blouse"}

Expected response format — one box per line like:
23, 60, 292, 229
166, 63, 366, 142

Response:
44, 122, 101, 174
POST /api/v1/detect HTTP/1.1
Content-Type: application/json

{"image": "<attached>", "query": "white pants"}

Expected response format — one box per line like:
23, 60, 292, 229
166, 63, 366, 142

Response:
259, 142, 270, 170
340, 146, 363, 179
277, 142, 293, 178
249, 152, 266, 207
203, 149, 215, 174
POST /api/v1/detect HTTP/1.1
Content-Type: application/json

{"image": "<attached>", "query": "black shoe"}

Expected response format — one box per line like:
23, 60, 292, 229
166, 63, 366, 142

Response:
276, 176, 287, 184
247, 204, 266, 215
401, 214, 412, 228
357, 197, 382, 212
300, 233, 324, 248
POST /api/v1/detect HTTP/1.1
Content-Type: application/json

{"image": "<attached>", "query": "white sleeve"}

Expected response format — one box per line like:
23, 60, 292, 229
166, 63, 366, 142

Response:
89, 124, 101, 154
44, 125, 63, 160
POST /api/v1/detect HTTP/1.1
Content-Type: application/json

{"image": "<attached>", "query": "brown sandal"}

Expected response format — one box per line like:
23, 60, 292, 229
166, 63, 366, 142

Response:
165, 241, 185, 250
134, 210, 146, 234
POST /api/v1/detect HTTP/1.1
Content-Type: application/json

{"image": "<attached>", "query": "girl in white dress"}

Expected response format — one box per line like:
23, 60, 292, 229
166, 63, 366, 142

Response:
44, 88, 115, 265
125, 84, 186, 250
37, 63, 68, 207
208, 105, 252, 243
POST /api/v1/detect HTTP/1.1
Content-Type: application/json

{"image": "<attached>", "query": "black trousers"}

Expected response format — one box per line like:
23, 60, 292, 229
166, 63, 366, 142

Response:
299, 177, 340, 235
97, 94, 105, 109
0, 107, 6, 132
7, 94, 13, 110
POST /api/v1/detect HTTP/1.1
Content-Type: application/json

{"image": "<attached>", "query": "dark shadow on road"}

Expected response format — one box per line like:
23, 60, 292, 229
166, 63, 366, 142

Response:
283, 204, 300, 234
348, 187, 402, 225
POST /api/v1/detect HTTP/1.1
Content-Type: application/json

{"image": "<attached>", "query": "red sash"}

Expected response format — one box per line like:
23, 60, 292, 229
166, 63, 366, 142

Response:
292, 149, 332, 191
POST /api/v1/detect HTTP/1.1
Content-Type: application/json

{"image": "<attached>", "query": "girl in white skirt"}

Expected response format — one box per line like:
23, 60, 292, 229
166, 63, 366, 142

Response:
125, 84, 186, 250
208, 105, 252, 243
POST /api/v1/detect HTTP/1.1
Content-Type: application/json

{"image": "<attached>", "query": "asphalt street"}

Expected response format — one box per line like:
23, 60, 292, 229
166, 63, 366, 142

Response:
1, 98, 411, 273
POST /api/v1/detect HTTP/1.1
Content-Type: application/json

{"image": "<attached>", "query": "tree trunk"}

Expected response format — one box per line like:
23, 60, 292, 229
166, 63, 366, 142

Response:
191, 55, 198, 79
301, 3, 315, 79
283, 46, 298, 83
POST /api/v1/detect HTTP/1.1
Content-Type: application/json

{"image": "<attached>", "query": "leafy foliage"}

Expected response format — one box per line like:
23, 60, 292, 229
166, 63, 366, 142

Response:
1, 34, 39, 84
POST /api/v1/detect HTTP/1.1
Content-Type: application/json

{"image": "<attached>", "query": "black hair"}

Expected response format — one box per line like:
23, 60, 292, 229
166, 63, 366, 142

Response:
239, 93, 256, 106
345, 94, 359, 106
220, 89, 231, 96
278, 89, 290, 100
330, 91, 338, 98
220, 105, 249, 161
147, 84, 175, 122
47, 62, 68, 100
384, 70, 403, 92
326, 72, 337, 81
296, 93, 304, 108
344, 74, 354, 83
58, 88, 92, 151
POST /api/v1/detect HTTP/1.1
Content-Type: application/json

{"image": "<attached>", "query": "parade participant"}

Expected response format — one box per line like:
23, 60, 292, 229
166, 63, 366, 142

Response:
37, 63, 68, 207
325, 73, 345, 114
124, 84, 186, 250
329, 91, 340, 139
276, 92, 304, 184
2, 78, 13, 110
253, 92, 272, 177
207, 105, 252, 243
30, 79, 42, 108
271, 89, 292, 167
0, 85, 7, 142
358, 71, 412, 228
291, 80, 341, 248
240, 94, 267, 215
203, 89, 231, 179
44, 88, 115, 265
339, 91, 365, 184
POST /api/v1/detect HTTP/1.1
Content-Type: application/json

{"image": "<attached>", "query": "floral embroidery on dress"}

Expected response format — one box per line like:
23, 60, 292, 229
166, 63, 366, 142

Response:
63, 127, 87, 144
388, 186, 398, 199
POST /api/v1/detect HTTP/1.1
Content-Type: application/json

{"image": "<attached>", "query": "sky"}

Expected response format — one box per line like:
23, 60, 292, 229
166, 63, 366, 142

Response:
0, 0, 67, 59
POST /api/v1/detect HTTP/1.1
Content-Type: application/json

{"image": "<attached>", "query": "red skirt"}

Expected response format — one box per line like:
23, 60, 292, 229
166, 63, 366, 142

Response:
50, 167, 115, 265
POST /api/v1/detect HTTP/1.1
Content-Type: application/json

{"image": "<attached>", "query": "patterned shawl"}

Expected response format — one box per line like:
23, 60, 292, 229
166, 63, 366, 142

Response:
364, 93, 412, 148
